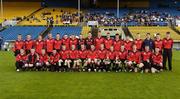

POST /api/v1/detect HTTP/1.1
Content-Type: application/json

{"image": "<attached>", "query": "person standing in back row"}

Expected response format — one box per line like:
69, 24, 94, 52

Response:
163, 32, 173, 71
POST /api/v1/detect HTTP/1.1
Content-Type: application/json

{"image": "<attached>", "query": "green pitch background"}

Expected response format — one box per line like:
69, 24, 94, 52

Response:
0, 51, 180, 99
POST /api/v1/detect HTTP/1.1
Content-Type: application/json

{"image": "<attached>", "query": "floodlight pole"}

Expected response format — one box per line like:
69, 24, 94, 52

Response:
78, 0, 81, 21
117, 0, 119, 18
0, 0, 3, 19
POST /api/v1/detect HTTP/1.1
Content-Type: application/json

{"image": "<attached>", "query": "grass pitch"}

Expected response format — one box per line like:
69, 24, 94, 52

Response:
0, 51, 180, 99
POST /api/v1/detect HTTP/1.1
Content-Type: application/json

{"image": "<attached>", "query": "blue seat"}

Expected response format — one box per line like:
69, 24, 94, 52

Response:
0, 26, 46, 41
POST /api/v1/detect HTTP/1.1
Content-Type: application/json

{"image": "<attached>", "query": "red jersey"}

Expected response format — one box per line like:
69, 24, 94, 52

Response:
124, 40, 133, 51
78, 39, 85, 46
27, 53, 39, 64
86, 38, 94, 45
154, 39, 163, 51
106, 51, 116, 60
116, 51, 128, 60
39, 54, 49, 63
113, 39, 122, 51
163, 38, 173, 49
59, 50, 69, 60
54, 39, 62, 50
134, 39, 143, 50
14, 40, 24, 51
79, 50, 88, 59
62, 38, 70, 50
45, 39, 54, 53
25, 40, 34, 50
69, 50, 79, 59
34, 40, 44, 54
87, 50, 98, 59
69, 38, 78, 49
94, 37, 104, 50
16, 54, 27, 62
127, 51, 141, 63
152, 53, 163, 64
141, 51, 152, 61
50, 53, 60, 64
104, 38, 113, 50
97, 49, 107, 59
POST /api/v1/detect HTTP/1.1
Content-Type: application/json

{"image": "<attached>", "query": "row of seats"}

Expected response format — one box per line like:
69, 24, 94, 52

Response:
1, 2, 40, 20
0, 26, 83, 41
0, 26, 46, 41
50, 27, 82, 38
128, 26, 180, 40
18, 8, 79, 26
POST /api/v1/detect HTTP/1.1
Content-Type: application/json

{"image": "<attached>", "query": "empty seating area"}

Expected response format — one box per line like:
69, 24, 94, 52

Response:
128, 26, 180, 40
18, 8, 79, 26
0, 26, 46, 41
1, 2, 40, 21
50, 27, 82, 38
81, 26, 91, 38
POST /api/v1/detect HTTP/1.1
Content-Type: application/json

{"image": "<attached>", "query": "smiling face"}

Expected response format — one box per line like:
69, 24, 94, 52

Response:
17, 35, 22, 40
56, 34, 60, 40
48, 33, 52, 39
26, 35, 31, 41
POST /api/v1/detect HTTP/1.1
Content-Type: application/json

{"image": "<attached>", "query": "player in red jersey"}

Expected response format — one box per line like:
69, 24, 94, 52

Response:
151, 47, 163, 73
34, 35, 44, 54
126, 45, 141, 72
15, 49, 27, 71
124, 36, 133, 52
78, 34, 85, 50
13, 34, 24, 56
54, 33, 62, 52
50, 49, 60, 72
45, 33, 54, 55
104, 33, 113, 50
62, 35, 70, 50
26, 48, 39, 71
113, 34, 122, 51
69, 45, 80, 71
69, 35, 78, 49
94, 32, 104, 50
105, 46, 116, 72
37, 49, 50, 71
114, 45, 128, 72
96, 44, 107, 72
163, 32, 173, 71
24, 34, 34, 54
85, 33, 94, 50
154, 33, 163, 52
141, 46, 152, 73
59, 45, 70, 71
78, 44, 88, 70
86, 45, 98, 72
134, 33, 143, 51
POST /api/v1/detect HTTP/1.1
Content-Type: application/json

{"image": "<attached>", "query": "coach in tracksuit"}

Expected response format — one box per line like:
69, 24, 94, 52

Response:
142, 33, 155, 51
163, 32, 173, 71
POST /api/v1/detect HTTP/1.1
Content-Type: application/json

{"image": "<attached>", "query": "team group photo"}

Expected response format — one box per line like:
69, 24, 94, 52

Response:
0, 0, 180, 99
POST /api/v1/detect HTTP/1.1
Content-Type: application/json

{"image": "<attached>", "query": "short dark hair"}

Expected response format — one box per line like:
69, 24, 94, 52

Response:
146, 33, 150, 35
156, 33, 160, 35
166, 32, 170, 34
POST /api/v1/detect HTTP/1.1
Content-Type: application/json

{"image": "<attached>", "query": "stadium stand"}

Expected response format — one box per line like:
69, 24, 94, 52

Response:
128, 26, 180, 40
81, 26, 91, 38
50, 26, 82, 38
18, 8, 79, 26
0, 26, 46, 41
2, 2, 41, 20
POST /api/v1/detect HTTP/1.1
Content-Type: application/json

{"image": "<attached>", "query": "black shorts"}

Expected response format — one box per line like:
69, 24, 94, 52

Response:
14, 50, 20, 56
143, 61, 151, 69
26, 50, 31, 54
152, 64, 162, 70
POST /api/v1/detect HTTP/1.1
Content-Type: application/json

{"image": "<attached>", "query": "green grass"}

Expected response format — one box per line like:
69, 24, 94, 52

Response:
0, 51, 180, 99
